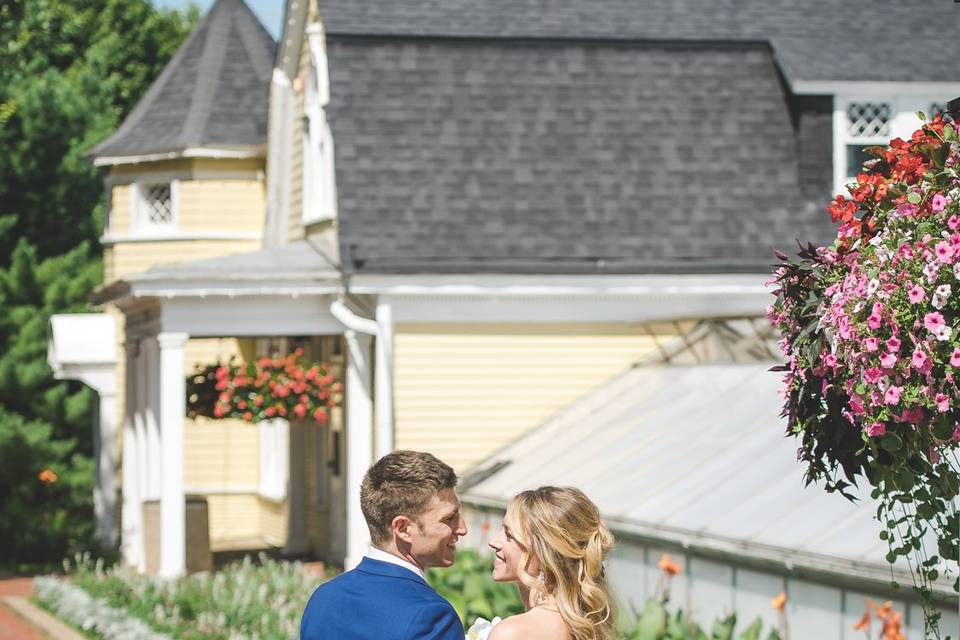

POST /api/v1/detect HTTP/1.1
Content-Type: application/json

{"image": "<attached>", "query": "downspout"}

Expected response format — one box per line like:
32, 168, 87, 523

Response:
329, 297, 395, 457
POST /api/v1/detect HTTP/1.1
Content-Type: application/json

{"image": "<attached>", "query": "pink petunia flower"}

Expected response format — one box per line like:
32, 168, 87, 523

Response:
865, 422, 886, 437
823, 353, 837, 368
884, 385, 903, 405
935, 393, 950, 412
886, 336, 901, 352
931, 193, 949, 213
949, 214, 960, 231
951, 347, 960, 367
898, 203, 919, 217
907, 284, 925, 304
863, 367, 883, 384
912, 348, 929, 370
880, 352, 898, 368
924, 312, 946, 333
863, 337, 879, 352
901, 407, 924, 424
935, 241, 955, 264
849, 395, 865, 415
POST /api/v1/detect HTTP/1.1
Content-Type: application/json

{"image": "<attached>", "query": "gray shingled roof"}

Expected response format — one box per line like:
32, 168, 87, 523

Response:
90, 0, 275, 160
318, 0, 960, 84
328, 39, 836, 274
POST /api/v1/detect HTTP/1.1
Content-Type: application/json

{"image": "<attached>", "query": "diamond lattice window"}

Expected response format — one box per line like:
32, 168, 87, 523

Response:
846, 102, 891, 138
142, 183, 173, 226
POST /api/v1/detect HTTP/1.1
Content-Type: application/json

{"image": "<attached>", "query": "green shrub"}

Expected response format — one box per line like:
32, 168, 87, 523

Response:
621, 599, 782, 640
60, 553, 328, 639
427, 549, 525, 626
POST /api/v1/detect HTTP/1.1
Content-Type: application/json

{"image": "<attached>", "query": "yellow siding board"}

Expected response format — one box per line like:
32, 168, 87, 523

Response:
108, 239, 261, 281
178, 180, 265, 233
207, 495, 261, 543
110, 184, 132, 236
259, 498, 288, 547
109, 160, 193, 178
394, 323, 676, 471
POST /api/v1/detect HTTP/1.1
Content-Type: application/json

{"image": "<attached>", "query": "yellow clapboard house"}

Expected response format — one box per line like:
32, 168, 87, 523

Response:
49, 0, 778, 576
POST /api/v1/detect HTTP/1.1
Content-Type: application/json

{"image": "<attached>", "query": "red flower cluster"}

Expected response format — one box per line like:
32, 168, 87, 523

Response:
824, 115, 955, 252
187, 349, 341, 424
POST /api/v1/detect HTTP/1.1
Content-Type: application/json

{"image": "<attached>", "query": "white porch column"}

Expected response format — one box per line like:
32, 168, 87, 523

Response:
121, 343, 143, 569
344, 329, 373, 570
143, 338, 162, 500
157, 332, 188, 577
374, 297, 395, 458
133, 343, 149, 572
94, 387, 119, 547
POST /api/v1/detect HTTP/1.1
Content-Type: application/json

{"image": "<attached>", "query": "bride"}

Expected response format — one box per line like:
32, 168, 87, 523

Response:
474, 486, 616, 640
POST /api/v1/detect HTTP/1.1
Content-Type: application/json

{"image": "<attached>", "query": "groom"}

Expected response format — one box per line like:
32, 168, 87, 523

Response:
300, 450, 468, 639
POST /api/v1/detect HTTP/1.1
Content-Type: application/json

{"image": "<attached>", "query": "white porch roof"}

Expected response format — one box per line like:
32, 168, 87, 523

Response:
460, 359, 958, 594
93, 239, 341, 304
48, 313, 117, 371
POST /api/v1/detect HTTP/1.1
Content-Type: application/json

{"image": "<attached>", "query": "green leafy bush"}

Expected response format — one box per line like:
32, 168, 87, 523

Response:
427, 549, 525, 627
57, 553, 328, 639
621, 600, 781, 640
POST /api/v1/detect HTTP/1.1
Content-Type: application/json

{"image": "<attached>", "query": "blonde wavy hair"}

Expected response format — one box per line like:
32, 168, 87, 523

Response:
504, 486, 615, 640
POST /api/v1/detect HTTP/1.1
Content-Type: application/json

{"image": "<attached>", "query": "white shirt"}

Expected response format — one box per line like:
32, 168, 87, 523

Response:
364, 546, 427, 581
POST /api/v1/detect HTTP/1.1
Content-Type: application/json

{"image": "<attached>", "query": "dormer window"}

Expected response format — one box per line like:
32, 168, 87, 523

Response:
134, 181, 178, 233
834, 96, 952, 195
302, 23, 337, 225
844, 102, 890, 181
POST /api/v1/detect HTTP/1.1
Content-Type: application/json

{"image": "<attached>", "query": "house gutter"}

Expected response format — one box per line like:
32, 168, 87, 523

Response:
329, 297, 395, 458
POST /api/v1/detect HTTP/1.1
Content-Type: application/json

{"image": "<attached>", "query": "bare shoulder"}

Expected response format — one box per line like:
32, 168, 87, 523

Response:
488, 615, 535, 640
489, 609, 569, 640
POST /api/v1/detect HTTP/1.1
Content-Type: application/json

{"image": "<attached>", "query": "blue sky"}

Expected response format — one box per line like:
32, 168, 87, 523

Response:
151, 0, 283, 39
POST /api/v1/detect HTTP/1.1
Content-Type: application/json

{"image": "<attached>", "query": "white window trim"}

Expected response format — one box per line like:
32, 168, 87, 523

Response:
130, 180, 179, 236
301, 23, 338, 225
833, 95, 952, 196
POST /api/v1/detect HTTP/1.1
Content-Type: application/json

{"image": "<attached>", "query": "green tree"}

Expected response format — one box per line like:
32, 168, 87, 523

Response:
0, 0, 199, 263
0, 0, 197, 568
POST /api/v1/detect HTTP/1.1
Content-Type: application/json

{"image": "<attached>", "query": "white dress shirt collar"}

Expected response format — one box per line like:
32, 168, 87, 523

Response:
365, 546, 427, 581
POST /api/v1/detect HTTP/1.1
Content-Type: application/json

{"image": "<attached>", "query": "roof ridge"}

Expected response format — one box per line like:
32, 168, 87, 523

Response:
181, 0, 232, 146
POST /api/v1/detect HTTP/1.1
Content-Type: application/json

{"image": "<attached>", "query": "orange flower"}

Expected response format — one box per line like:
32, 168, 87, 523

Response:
881, 610, 904, 640
873, 601, 893, 620
853, 611, 870, 631
38, 469, 58, 485
657, 554, 681, 576
770, 592, 787, 612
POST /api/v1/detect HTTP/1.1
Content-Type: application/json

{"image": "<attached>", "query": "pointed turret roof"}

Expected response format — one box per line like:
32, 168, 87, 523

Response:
90, 0, 275, 164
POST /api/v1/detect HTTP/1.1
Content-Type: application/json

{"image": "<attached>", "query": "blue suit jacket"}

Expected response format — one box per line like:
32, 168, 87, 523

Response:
300, 557, 464, 640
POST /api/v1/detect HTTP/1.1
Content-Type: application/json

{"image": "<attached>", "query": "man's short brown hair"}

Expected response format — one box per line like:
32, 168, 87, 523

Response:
360, 450, 458, 546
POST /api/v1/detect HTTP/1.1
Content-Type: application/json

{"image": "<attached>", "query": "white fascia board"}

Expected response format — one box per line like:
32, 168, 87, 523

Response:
348, 273, 768, 296
159, 294, 344, 337
93, 145, 266, 166
124, 278, 340, 300
792, 80, 960, 97
101, 231, 262, 245
350, 273, 771, 324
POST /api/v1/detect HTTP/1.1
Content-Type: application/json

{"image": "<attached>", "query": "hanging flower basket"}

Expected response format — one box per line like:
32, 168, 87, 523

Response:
186, 349, 341, 424
768, 112, 959, 629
